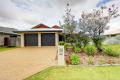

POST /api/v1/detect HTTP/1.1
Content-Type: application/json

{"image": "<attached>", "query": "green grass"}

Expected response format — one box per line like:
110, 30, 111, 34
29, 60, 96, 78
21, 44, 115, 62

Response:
103, 45, 120, 57
0, 47, 16, 52
103, 45, 120, 51
25, 66, 120, 80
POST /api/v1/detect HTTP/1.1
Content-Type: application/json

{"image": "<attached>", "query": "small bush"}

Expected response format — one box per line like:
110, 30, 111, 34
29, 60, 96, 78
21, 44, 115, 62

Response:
58, 41, 65, 46
70, 54, 80, 65
75, 43, 82, 48
74, 47, 81, 53
85, 46, 97, 56
88, 56, 94, 65
64, 43, 70, 50
67, 45, 74, 49
105, 48, 120, 57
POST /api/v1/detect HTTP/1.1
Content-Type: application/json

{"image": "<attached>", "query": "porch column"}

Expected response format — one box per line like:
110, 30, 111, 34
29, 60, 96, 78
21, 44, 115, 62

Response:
55, 32, 59, 46
20, 33, 24, 47
38, 33, 41, 47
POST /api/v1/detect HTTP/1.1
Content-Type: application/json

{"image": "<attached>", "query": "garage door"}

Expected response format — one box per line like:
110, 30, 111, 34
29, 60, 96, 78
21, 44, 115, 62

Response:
24, 34, 38, 46
41, 33, 55, 46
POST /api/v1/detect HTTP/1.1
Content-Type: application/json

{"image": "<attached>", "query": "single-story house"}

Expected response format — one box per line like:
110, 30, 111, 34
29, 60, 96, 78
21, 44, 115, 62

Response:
0, 26, 19, 47
15, 24, 63, 47
104, 29, 120, 37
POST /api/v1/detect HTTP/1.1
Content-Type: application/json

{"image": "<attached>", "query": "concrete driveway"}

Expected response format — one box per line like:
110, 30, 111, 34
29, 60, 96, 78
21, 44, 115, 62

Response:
0, 47, 57, 80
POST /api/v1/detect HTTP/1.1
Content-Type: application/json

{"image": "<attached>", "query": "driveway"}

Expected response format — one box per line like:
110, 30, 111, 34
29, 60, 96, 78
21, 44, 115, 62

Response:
0, 47, 57, 80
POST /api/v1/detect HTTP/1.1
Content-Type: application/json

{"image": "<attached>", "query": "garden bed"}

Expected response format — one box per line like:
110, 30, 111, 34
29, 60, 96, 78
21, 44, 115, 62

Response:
64, 45, 120, 65
65, 52, 120, 65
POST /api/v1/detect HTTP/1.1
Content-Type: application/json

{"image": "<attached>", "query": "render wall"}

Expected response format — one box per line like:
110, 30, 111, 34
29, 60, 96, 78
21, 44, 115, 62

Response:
0, 34, 10, 46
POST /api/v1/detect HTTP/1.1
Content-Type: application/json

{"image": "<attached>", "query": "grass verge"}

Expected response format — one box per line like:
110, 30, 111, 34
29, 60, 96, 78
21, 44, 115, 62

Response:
25, 66, 120, 80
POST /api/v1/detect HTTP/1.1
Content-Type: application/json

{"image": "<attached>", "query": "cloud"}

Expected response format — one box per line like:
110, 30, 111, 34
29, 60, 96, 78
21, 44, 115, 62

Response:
0, 0, 119, 30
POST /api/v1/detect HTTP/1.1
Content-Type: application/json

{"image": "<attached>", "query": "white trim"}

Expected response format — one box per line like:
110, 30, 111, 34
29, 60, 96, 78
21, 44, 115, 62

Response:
17, 28, 63, 32
38, 33, 41, 47
20, 33, 24, 47
55, 32, 58, 46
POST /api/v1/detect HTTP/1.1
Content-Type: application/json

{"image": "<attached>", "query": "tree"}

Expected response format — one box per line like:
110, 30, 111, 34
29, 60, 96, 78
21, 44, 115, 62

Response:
75, 32, 89, 48
79, 5, 119, 52
62, 4, 77, 45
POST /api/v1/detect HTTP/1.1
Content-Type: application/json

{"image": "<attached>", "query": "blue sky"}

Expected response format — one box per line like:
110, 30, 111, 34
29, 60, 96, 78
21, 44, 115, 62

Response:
97, 0, 112, 7
0, 0, 119, 30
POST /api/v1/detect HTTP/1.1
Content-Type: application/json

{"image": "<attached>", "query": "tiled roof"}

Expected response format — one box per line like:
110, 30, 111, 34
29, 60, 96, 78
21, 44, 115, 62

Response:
32, 24, 49, 29
52, 25, 61, 29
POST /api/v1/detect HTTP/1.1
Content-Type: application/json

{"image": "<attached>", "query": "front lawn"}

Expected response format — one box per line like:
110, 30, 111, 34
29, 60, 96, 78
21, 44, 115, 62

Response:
25, 66, 120, 80
0, 47, 16, 52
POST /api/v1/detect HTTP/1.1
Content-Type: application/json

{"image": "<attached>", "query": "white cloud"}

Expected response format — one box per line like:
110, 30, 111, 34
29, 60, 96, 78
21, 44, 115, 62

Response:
0, 0, 119, 30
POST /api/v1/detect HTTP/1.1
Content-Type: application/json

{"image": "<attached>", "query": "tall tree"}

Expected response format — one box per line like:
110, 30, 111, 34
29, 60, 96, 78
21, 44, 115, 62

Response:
79, 5, 119, 52
62, 3, 77, 44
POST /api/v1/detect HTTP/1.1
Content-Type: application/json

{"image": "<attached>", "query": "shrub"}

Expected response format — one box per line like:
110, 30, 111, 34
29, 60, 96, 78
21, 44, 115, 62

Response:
74, 47, 81, 53
67, 45, 74, 49
64, 43, 70, 50
75, 43, 82, 48
70, 54, 80, 65
88, 56, 94, 65
105, 48, 120, 57
76, 32, 90, 48
92, 37, 104, 52
58, 41, 65, 46
85, 46, 97, 56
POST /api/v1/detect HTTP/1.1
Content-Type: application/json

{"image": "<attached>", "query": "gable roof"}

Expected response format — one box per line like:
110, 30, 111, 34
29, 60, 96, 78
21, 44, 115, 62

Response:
15, 24, 63, 33
52, 25, 61, 29
0, 26, 18, 35
32, 24, 49, 29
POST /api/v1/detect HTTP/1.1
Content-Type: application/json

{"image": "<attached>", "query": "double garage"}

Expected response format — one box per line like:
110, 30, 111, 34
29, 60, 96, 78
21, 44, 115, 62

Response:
15, 28, 63, 47
24, 33, 56, 46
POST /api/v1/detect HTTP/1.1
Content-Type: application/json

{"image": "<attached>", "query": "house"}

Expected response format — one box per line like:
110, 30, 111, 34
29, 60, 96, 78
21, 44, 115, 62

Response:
104, 29, 120, 37
15, 24, 63, 47
0, 26, 19, 47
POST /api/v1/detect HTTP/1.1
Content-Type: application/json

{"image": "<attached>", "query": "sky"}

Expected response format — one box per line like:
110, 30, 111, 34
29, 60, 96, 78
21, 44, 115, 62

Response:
0, 0, 120, 30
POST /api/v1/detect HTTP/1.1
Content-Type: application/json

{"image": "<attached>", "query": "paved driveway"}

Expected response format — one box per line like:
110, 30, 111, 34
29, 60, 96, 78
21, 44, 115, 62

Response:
0, 47, 57, 80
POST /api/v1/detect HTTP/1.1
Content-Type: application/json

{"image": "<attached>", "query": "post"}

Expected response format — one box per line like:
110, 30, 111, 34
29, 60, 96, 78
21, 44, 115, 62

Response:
20, 33, 24, 47
38, 33, 41, 47
58, 46, 65, 66
55, 32, 58, 46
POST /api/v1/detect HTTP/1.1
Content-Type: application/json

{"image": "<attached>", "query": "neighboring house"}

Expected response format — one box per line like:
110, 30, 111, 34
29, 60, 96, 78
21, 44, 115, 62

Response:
15, 24, 63, 47
104, 29, 120, 37
0, 26, 19, 47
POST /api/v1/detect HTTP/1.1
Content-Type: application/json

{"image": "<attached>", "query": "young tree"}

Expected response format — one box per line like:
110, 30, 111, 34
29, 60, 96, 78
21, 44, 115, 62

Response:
79, 5, 119, 52
62, 4, 77, 45
75, 32, 89, 48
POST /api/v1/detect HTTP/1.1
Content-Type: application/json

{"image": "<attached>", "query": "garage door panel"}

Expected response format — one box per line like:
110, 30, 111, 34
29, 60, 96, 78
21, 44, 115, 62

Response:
41, 33, 55, 46
24, 34, 38, 46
